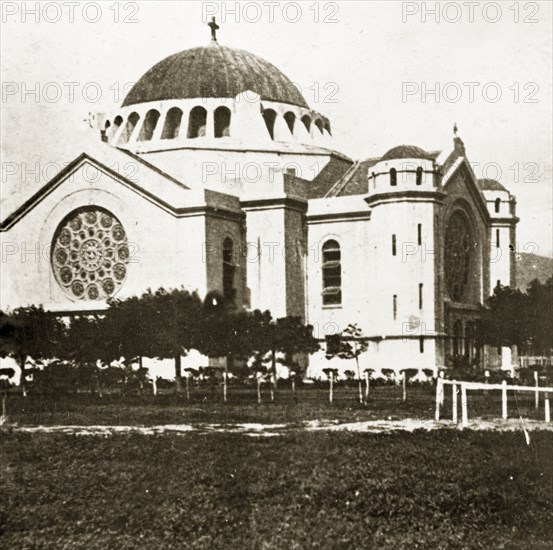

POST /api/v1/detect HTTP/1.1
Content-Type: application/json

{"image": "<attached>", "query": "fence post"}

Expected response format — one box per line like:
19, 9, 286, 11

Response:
452, 383, 458, 423
402, 370, 406, 402
435, 378, 442, 421
365, 371, 369, 400
256, 373, 262, 405
329, 371, 334, 404
534, 371, 539, 409
501, 380, 508, 420
461, 383, 468, 428
545, 393, 551, 423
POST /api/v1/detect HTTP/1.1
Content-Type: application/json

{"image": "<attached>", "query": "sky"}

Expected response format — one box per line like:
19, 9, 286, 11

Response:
1, 0, 552, 255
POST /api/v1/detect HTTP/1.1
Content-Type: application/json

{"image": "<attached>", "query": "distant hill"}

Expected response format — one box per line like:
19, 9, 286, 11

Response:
515, 253, 553, 291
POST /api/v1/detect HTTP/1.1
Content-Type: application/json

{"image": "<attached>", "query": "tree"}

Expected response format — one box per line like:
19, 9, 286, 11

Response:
101, 288, 204, 393
270, 317, 319, 398
0, 307, 66, 396
198, 292, 271, 402
326, 323, 368, 404
479, 277, 553, 357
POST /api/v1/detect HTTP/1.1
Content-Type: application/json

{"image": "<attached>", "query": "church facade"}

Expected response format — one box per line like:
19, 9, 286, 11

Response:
0, 29, 519, 377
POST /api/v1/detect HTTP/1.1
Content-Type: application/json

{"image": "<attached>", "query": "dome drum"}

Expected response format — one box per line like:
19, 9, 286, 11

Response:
104, 96, 332, 150
368, 156, 439, 196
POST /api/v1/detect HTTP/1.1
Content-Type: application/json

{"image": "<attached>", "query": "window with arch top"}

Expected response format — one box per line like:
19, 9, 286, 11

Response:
494, 198, 501, 213
187, 106, 207, 138
322, 240, 342, 306
214, 106, 231, 138
390, 167, 397, 186
284, 112, 296, 134
416, 166, 423, 185
161, 107, 183, 139
262, 109, 277, 140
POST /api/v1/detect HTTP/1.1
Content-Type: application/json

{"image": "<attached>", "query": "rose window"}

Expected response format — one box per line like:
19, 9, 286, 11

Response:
52, 206, 129, 300
444, 211, 474, 302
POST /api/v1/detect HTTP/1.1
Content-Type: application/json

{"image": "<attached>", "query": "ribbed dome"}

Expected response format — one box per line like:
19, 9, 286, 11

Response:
122, 43, 308, 108
381, 145, 433, 161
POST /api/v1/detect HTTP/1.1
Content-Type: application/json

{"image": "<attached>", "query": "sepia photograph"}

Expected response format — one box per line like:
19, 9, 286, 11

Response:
1, 1, 552, 547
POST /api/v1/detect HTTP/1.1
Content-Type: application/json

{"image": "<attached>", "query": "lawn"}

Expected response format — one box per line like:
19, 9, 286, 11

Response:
3, 384, 547, 426
1, 430, 552, 549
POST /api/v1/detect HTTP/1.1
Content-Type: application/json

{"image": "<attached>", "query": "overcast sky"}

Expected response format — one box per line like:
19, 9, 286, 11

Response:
1, 1, 551, 256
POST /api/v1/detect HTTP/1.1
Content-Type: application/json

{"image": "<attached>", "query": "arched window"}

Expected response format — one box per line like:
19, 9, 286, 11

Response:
118, 112, 140, 144
314, 119, 324, 134
416, 166, 423, 186
390, 168, 397, 186
301, 115, 311, 133
107, 116, 122, 141
187, 106, 207, 139
323, 120, 332, 135
214, 106, 231, 138
222, 237, 236, 302
138, 109, 160, 141
494, 198, 501, 213
161, 107, 183, 139
284, 111, 296, 134
262, 109, 277, 139
322, 240, 341, 306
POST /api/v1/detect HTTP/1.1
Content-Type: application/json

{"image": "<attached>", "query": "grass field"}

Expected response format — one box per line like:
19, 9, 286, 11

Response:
2, 386, 551, 548
3, 384, 549, 426
1, 430, 552, 549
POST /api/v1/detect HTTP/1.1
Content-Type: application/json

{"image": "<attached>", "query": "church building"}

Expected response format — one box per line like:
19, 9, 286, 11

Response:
0, 22, 519, 377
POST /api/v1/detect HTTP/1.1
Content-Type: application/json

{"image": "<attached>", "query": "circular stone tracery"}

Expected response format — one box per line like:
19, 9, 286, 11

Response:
444, 211, 474, 302
52, 206, 129, 300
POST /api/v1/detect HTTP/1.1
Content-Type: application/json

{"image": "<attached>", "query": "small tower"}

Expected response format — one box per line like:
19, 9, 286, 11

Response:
479, 178, 518, 294
365, 145, 444, 369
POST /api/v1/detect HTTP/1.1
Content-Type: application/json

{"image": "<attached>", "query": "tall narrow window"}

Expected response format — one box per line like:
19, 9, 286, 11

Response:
222, 237, 236, 302
419, 283, 423, 309
138, 109, 160, 141
314, 119, 324, 134
214, 106, 231, 138
496, 228, 500, 247
416, 166, 423, 186
118, 112, 140, 144
393, 295, 397, 320
417, 223, 422, 246
108, 115, 123, 141
262, 109, 277, 139
392, 234, 397, 256
390, 168, 397, 186
301, 115, 311, 133
419, 337, 424, 353
187, 106, 207, 138
284, 112, 296, 134
322, 240, 341, 306
161, 107, 183, 139
494, 198, 501, 213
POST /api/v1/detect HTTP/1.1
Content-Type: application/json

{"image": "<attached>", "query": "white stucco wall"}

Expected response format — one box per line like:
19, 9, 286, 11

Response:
1, 160, 209, 312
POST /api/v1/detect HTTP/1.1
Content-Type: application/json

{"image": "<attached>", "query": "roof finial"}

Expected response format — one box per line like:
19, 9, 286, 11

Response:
453, 122, 458, 136
208, 16, 220, 42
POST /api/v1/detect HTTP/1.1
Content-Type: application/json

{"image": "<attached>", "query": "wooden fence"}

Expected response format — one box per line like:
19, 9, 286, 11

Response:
435, 378, 553, 428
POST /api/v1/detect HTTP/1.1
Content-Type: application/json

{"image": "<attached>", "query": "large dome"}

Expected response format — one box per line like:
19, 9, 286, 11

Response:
122, 43, 308, 108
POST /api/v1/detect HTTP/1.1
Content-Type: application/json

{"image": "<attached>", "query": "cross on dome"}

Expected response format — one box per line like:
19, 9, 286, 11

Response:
208, 16, 220, 42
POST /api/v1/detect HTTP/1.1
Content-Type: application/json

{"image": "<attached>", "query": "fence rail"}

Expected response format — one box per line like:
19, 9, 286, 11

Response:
435, 378, 553, 427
